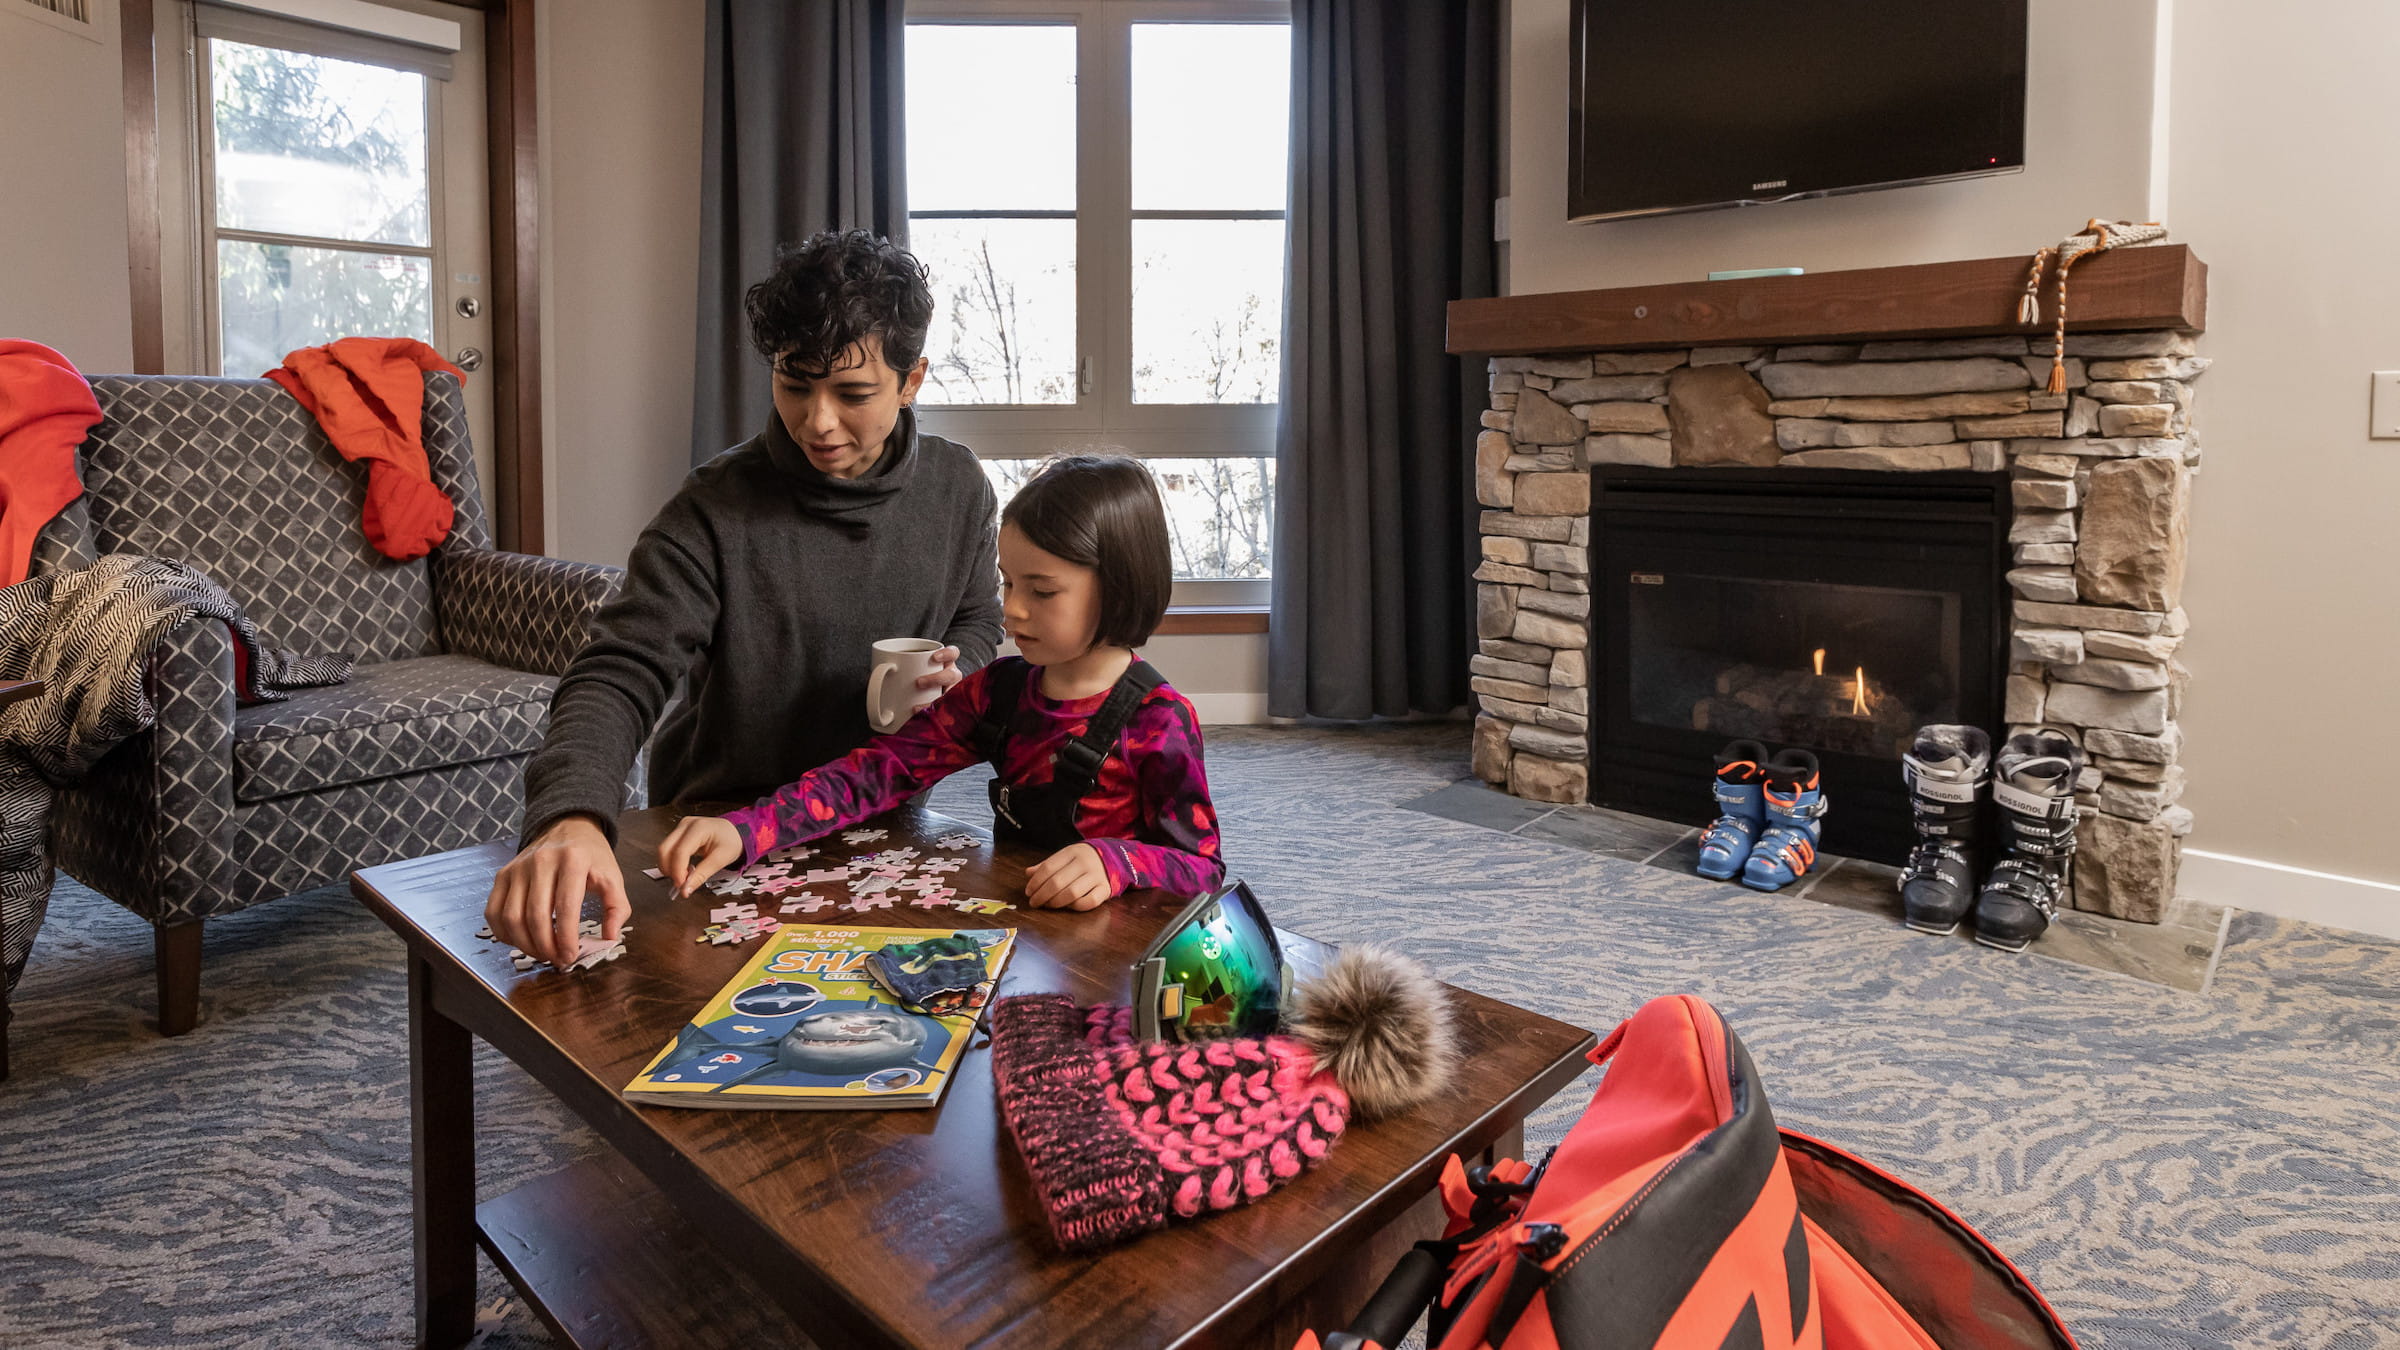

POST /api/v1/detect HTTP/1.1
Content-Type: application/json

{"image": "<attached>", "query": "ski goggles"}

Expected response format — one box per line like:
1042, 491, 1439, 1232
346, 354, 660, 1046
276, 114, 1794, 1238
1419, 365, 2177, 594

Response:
1133, 879, 1290, 1044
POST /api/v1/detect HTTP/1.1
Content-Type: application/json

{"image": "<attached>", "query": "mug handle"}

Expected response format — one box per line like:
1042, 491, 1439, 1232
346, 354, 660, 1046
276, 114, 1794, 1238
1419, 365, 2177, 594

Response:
866, 660, 896, 731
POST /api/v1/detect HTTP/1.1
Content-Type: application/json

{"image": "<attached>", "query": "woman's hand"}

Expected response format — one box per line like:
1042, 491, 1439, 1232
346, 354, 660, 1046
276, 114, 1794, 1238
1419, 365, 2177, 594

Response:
658, 815, 745, 899
486, 814, 627, 967
914, 645, 963, 694
1025, 841, 1110, 910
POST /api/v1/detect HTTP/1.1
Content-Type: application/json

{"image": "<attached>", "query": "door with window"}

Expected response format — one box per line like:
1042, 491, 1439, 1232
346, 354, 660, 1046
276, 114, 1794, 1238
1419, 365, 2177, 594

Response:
168, 0, 495, 492
906, 0, 1287, 607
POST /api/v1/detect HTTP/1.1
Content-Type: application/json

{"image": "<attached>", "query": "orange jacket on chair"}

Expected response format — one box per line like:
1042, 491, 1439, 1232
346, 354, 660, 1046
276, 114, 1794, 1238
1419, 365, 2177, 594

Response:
0, 340, 101, 588
266, 337, 462, 561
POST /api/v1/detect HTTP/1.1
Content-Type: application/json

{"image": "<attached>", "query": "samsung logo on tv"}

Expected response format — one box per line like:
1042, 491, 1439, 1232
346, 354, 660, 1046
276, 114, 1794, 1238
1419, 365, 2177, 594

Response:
1750, 179, 1788, 191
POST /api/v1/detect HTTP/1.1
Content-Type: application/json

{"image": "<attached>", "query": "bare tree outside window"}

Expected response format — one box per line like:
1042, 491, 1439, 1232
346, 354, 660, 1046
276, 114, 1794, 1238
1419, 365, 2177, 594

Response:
921, 232, 1076, 406
984, 457, 1272, 580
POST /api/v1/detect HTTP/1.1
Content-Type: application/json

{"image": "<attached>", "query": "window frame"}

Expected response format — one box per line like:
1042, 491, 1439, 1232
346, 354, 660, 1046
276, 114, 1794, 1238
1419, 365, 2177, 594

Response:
906, 0, 1288, 603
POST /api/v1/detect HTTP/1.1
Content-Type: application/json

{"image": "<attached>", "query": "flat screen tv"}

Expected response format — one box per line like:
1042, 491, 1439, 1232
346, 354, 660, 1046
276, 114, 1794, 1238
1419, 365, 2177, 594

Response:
1569, 1, 2028, 222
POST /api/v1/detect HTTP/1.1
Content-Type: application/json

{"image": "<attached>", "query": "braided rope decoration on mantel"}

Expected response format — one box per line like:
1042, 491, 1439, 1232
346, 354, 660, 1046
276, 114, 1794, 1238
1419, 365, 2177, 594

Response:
2020, 218, 2173, 392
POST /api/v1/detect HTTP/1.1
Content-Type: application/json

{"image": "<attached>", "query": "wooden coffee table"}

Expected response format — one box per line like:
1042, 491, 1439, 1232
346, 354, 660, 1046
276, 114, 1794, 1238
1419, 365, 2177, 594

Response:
354, 804, 1595, 1349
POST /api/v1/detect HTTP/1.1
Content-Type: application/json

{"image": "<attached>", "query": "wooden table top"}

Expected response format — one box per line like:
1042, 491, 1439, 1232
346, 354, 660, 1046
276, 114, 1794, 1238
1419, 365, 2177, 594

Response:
0, 679, 44, 710
353, 804, 1595, 1349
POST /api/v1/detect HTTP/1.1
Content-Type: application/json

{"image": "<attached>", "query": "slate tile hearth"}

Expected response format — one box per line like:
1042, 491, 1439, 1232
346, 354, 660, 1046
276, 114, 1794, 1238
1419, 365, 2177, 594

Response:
1402, 778, 2227, 994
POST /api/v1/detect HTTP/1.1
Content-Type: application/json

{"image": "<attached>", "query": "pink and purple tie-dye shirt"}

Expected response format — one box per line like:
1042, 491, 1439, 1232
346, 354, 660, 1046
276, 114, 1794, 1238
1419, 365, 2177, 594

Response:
723, 657, 1222, 898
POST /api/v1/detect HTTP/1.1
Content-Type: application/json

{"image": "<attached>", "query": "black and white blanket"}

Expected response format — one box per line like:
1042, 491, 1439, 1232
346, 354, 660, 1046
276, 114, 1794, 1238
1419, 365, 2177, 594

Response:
0, 554, 352, 999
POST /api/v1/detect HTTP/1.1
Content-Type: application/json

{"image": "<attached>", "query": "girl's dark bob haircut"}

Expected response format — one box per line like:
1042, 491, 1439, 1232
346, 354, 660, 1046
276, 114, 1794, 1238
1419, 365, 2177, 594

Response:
1002, 456, 1174, 648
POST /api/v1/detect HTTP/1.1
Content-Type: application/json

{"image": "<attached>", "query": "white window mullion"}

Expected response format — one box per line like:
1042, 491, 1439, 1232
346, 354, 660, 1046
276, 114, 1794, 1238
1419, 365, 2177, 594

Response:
1086, 3, 1134, 443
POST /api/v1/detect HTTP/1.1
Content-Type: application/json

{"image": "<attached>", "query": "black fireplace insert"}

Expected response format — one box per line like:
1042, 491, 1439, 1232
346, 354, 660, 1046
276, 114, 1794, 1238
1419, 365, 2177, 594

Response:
1588, 466, 2011, 864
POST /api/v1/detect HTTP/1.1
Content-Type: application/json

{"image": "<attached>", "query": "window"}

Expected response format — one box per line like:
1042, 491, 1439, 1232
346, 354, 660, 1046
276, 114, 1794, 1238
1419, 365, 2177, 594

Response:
199, 39, 438, 376
906, 1, 1288, 598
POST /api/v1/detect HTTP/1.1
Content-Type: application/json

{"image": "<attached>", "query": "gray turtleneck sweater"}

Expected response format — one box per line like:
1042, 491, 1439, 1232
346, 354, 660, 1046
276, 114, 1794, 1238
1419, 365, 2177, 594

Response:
522, 408, 1003, 845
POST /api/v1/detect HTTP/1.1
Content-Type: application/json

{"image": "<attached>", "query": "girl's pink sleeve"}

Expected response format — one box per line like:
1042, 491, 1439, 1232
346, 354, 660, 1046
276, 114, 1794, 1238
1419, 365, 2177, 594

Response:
1087, 696, 1224, 897
722, 669, 990, 866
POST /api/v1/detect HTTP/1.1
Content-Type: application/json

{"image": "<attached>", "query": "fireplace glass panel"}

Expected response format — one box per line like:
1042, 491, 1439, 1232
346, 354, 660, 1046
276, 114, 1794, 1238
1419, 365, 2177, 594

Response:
1626, 572, 1960, 761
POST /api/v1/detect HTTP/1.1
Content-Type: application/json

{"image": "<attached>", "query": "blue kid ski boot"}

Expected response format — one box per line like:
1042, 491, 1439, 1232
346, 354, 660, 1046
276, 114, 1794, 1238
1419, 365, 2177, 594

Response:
1899, 725, 1993, 935
1742, 748, 1828, 892
1973, 730, 2085, 952
1695, 740, 1769, 881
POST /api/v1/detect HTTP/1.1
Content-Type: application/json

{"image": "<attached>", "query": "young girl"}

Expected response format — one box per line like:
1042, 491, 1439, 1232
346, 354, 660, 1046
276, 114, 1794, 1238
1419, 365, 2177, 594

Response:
658, 456, 1221, 910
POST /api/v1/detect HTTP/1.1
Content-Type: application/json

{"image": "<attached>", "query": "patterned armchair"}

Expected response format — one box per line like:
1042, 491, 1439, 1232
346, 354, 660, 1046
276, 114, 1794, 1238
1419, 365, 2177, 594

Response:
29, 372, 621, 1035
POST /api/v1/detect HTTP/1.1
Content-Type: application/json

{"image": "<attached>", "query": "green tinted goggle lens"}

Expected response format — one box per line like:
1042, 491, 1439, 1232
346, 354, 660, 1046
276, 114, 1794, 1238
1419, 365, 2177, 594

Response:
1145, 888, 1283, 1041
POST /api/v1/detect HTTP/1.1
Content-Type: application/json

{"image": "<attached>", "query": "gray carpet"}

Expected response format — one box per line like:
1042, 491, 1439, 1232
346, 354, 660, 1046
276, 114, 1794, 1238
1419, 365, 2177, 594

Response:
3, 723, 2396, 1347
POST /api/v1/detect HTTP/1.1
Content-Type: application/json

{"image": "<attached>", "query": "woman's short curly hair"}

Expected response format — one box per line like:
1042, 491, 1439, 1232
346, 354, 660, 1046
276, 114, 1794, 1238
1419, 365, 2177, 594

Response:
743, 230, 934, 378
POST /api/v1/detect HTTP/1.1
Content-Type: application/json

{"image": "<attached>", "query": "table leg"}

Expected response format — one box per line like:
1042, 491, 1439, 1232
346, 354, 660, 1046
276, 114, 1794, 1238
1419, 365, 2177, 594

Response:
408, 952, 477, 1348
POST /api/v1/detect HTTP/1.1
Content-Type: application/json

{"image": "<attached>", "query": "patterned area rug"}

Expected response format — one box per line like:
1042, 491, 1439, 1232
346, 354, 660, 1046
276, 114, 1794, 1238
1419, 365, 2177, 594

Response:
2, 723, 2395, 1347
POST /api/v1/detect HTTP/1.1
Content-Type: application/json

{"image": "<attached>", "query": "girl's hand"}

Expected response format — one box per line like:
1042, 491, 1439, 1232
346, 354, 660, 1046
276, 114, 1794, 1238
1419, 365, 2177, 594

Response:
659, 815, 744, 899
1025, 842, 1110, 910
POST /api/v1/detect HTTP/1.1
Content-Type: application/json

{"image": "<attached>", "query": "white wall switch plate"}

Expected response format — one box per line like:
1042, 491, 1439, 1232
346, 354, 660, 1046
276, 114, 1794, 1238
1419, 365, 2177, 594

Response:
2375, 372, 2400, 439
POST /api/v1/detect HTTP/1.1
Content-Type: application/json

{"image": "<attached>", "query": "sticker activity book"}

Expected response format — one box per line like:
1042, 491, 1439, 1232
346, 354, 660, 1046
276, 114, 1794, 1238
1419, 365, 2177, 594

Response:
623, 924, 1014, 1110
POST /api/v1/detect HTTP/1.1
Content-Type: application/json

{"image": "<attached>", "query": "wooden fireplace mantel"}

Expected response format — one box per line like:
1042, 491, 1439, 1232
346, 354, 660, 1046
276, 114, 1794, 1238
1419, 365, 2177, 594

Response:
1447, 245, 2206, 356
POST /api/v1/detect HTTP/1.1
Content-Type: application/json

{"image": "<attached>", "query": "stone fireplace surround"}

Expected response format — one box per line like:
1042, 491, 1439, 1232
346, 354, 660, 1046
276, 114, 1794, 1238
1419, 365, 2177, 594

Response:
1461, 267, 2204, 923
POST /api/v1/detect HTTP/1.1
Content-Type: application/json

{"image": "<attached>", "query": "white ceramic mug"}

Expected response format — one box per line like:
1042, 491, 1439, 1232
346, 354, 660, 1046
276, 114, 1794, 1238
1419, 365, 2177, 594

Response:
866, 637, 946, 732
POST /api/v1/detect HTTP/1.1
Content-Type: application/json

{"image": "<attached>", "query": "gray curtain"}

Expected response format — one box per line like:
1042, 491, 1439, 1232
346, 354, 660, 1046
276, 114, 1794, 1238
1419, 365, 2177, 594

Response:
1270, 0, 1498, 719
691, 0, 906, 466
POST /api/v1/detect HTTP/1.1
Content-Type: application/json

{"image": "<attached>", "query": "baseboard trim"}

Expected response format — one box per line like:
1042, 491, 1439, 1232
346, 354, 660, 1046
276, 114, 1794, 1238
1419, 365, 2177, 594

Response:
2181, 849, 2400, 942
1188, 691, 1270, 726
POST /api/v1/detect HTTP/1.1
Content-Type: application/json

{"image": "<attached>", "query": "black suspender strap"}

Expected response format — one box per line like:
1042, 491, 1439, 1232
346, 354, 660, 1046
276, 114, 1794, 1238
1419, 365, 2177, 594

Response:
971, 658, 1030, 765
1049, 660, 1166, 799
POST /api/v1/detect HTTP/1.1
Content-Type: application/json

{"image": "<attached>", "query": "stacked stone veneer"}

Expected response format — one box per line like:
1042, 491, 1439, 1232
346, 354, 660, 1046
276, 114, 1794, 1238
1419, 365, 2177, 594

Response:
1470, 330, 2202, 922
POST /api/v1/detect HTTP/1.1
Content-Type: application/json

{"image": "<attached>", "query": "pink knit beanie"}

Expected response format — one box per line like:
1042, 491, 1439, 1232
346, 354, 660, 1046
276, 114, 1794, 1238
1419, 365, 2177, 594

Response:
989, 994, 1351, 1252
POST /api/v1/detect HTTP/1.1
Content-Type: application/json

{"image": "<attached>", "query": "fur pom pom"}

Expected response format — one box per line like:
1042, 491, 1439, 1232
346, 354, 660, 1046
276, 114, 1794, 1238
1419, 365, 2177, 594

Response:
1287, 944, 1458, 1119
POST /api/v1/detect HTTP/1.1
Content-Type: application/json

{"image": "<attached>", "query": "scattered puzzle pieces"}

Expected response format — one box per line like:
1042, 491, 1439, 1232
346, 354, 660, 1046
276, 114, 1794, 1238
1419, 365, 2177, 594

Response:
908, 887, 959, 908
710, 902, 759, 924
864, 847, 920, 867
841, 828, 887, 843
712, 872, 770, 896
761, 844, 816, 864
845, 892, 898, 911
892, 876, 943, 894
919, 856, 964, 875
781, 894, 839, 914
488, 918, 632, 973
697, 915, 780, 945
802, 867, 853, 885
932, 833, 980, 850
953, 897, 1013, 914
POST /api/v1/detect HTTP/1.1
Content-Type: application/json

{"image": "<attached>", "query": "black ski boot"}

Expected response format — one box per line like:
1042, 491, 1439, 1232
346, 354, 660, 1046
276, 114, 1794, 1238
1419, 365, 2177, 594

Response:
1972, 730, 2085, 952
1898, 725, 1992, 936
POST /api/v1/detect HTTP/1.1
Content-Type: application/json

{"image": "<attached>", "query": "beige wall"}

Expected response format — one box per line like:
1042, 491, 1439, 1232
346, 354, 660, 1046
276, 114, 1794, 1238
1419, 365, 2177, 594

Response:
1503, 0, 2400, 885
2166, 0, 2400, 884
0, 2, 135, 370
536, 0, 706, 567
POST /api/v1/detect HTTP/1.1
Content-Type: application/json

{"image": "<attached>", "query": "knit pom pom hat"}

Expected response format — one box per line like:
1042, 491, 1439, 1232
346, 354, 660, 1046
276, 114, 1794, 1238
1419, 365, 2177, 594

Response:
990, 996, 1351, 1252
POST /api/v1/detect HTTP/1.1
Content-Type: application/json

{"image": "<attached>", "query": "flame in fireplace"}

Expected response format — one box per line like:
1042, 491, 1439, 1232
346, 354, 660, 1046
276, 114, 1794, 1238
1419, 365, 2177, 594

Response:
1812, 648, 1826, 676
1851, 667, 1870, 716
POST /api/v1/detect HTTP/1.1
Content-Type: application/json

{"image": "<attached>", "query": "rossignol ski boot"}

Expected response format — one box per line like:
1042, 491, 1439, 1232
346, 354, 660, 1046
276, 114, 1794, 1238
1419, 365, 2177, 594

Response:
1899, 725, 1993, 936
1741, 748, 1827, 892
1972, 730, 2085, 952
1696, 739, 1769, 881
